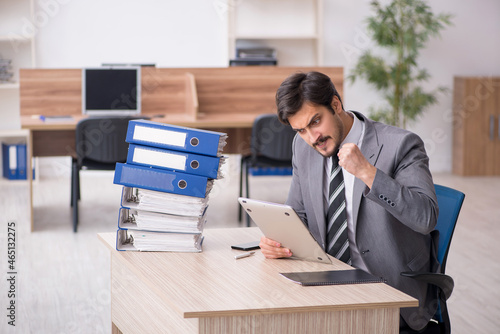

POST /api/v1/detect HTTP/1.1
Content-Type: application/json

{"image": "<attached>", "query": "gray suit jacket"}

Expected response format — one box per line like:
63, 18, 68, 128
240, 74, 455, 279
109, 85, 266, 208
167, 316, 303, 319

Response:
285, 111, 439, 330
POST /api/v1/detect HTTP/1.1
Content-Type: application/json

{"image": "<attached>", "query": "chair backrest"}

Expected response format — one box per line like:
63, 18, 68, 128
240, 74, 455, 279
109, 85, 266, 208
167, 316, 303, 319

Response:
250, 114, 296, 162
75, 116, 142, 165
434, 184, 465, 272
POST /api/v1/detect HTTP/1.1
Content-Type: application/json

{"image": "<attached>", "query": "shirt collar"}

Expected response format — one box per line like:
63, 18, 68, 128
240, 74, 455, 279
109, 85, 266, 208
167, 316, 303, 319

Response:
341, 111, 364, 147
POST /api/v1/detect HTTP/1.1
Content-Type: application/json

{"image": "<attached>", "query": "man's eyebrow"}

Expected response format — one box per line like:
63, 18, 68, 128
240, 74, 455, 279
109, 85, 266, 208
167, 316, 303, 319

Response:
292, 113, 320, 132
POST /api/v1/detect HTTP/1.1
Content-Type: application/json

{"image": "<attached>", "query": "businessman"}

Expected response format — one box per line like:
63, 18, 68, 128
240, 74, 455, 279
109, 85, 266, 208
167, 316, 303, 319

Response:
260, 71, 439, 331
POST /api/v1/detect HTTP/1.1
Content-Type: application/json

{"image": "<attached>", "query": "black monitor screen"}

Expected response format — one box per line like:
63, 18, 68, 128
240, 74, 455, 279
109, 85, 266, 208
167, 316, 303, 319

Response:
82, 67, 141, 115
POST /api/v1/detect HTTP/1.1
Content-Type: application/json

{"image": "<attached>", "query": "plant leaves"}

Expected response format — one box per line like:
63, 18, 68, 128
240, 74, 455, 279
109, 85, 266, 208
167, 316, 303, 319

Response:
348, 0, 453, 127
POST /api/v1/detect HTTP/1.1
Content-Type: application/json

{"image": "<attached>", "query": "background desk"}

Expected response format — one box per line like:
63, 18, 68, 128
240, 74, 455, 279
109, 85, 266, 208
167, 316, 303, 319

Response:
20, 113, 262, 231
98, 227, 417, 334
20, 66, 342, 231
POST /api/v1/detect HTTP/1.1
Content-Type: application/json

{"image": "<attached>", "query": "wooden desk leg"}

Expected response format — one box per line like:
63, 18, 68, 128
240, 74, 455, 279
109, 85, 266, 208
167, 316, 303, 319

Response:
27, 129, 34, 232
111, 322, 123, 334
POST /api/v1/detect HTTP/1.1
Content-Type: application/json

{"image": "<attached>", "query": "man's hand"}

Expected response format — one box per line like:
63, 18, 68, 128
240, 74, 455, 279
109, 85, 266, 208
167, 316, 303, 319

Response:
259, 236, 292, 259
338, 143, 377, 188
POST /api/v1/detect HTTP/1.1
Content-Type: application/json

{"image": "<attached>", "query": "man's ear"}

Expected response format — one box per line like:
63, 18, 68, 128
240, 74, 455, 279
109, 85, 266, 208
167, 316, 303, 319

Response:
331, 95, 342, 114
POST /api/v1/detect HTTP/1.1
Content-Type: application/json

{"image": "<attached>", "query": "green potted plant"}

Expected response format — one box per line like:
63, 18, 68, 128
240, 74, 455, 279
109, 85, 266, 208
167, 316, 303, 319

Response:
348, 0, 453, 128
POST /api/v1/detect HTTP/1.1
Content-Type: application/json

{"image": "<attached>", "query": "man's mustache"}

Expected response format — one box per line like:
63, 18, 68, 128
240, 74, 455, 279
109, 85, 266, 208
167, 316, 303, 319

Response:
313, 136, 331, 148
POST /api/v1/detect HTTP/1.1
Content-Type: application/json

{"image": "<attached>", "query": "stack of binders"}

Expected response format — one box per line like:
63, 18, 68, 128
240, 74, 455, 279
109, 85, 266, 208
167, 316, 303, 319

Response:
113, 119, 227, 252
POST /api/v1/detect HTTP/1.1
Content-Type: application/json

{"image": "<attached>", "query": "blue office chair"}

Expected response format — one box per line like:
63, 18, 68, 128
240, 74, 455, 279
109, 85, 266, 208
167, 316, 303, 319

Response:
401, 184, 465, 334
238, 114, 296, 227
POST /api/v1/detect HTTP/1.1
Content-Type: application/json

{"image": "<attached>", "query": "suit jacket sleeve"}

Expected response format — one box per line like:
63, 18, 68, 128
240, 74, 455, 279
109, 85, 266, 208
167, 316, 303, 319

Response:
364, 130, 438, 235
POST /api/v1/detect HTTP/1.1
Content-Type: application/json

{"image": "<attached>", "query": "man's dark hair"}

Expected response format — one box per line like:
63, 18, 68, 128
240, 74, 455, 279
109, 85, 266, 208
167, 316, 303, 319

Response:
275, 71, 343, 125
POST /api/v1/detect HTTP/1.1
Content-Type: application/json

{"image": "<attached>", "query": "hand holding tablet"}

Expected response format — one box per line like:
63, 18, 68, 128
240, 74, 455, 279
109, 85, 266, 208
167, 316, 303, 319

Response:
238, 197, 332, 264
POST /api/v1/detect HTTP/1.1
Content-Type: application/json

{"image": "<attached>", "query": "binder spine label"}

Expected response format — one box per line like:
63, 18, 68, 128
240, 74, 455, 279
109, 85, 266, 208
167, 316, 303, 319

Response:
132, 147, 187, 171
133, 125, 187, 148
8, 146, 16, 170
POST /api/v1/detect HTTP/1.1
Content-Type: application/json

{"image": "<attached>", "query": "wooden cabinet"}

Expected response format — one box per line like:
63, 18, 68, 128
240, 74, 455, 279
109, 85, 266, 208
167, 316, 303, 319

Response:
227, 0, 323, 66
453, 76, 500, 175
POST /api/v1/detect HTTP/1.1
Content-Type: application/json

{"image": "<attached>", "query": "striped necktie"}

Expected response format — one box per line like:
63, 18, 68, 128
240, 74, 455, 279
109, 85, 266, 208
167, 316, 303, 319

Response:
326, 156, 351, 264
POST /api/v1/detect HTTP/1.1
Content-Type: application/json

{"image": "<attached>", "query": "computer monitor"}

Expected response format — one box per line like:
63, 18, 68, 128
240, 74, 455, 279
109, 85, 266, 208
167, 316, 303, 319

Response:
82, 67, 141, 116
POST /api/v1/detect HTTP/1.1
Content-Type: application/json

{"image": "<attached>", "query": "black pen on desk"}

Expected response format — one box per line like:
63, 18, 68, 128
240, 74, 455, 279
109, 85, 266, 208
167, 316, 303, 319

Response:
234, 251, 255, 260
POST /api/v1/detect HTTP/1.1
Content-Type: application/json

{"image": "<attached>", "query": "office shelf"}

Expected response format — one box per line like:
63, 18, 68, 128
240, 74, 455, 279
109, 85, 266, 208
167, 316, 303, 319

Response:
0, 0, 35, 131
227, 0, 323, 66
0, 83, 20, 90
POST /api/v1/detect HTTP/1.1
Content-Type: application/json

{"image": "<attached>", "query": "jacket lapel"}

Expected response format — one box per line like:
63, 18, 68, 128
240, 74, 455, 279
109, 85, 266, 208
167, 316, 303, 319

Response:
309, 149, 327, 245
351, 112, 382, 228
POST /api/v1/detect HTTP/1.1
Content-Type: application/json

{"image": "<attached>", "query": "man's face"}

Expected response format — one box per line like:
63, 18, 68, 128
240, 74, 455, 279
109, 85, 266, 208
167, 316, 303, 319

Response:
288, 102, 344, 158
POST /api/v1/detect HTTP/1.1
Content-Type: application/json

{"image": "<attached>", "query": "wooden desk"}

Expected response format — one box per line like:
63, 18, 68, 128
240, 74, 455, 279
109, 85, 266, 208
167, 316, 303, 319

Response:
98, 227, 417, 334
20, 113, 261, 232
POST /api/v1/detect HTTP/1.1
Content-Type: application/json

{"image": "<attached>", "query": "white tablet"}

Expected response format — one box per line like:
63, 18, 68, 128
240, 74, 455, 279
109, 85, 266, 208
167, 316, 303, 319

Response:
238, 197, 332, 264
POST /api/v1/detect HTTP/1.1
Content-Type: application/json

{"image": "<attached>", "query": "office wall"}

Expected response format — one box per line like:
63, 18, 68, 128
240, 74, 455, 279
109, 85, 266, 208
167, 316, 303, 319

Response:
31, 0, 500, 172
33, 0, 228, 67
324, 0, 500, 172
